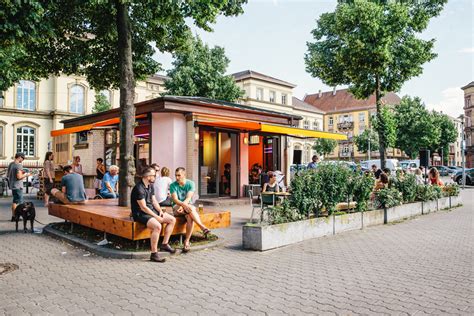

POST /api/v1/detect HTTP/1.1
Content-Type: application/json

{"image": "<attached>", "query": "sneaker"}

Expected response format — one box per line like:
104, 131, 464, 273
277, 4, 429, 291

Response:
150, 252, 166, 263
11, 216, 15, 222
160, 244, 176, 254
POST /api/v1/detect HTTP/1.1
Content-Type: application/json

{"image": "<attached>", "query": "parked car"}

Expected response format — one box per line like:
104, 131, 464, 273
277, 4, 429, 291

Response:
451, 168, 474, 185
360, 159, 400, 172
400, 159, 420, 171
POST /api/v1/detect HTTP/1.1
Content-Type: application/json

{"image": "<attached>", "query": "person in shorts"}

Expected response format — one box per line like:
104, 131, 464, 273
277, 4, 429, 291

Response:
51, 165, 87, 205
43, 151, 55, 207
94, 158, 106, 195
7, 152, 30, 221
170, 167, 210, 253
131, 167, 176, 262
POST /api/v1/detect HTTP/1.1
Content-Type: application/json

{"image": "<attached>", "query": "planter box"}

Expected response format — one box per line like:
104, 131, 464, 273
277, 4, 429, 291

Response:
363, 209, 385, 227
449, 195, 462, 208
243, 217, 333, 251
438, 197, 450, 210
422, 200, 438, 213
335, 212, 361, 233
386, 202, 422, 222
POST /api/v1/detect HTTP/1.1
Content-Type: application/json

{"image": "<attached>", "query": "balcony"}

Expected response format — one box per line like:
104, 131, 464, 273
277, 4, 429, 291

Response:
337, 121, 354, 130
339, 151, 352, 158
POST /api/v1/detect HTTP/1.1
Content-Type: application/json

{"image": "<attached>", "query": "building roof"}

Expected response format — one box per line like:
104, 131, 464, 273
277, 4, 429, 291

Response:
461, 81, 474, 90
231, 70, 297, 88
149, 73, 170, 81
304, 88, 401, 113
292, 97, 325, 114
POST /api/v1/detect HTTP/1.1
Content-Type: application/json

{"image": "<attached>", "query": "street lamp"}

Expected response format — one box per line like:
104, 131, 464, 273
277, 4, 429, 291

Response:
460, 114, 471, 189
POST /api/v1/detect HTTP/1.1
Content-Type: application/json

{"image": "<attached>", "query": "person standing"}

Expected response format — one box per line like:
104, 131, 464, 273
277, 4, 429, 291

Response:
72, 156, 83, 175
170, 167, 210, 253
7, 153, 30, 221
131, 167, 176, 262
43, 151, 55, 207
94, 158, 106, 195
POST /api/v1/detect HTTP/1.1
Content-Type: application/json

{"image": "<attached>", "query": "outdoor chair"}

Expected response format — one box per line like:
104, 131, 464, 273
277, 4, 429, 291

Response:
248, 190, 261, 223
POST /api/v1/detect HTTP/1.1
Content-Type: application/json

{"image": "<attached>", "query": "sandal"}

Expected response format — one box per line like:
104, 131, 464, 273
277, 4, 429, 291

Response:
182, 244, 190, 253
202, 228, 211, 238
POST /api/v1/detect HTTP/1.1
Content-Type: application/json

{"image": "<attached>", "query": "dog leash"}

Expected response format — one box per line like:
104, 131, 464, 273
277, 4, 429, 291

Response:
34, 219, 47, 225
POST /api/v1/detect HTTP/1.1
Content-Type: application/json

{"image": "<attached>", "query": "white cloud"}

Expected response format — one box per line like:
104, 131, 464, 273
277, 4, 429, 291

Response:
457, 47, 474, 54
426, 87, 464, 118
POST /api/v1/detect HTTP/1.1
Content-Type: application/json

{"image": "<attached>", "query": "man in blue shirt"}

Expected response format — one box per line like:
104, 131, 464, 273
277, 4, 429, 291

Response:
307, 155, 319, 169
100, 165, 119, 199
51, 165, 86, 204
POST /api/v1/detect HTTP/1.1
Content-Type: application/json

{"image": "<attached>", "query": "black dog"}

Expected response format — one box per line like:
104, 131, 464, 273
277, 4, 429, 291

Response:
14, 202, 36, 233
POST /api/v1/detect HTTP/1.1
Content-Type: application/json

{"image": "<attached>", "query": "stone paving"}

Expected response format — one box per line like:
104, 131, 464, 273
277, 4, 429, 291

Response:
0, 188, 472, 315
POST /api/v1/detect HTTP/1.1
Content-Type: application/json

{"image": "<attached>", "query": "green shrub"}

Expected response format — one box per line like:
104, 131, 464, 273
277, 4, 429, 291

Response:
443, 183, 460, 197
392, 174, 417, 203
375, 187, 403, 209
289, 169, 319, 217
351, 173, 375, 212
415, 185, 440, 201
266, 200, 304, 225
314, 162, 352, 215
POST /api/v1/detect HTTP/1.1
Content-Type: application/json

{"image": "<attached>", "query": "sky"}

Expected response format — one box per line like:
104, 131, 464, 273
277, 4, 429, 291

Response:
154, 0, 473, 118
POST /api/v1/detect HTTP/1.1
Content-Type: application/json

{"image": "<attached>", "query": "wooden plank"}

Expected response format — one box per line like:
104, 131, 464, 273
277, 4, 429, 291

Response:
48, 201, 231, 241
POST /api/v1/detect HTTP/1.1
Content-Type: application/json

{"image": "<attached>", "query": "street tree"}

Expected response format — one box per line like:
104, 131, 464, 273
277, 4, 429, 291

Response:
0, 0, 247, 206
430, 111, 457, 165
313, 138, 338, 157
393, 96, 440, 159
92, 93, 112, 114
165, 36, 244, 102
305, 0, 446, 168
354, 128, 379, 154
371, 106, 397, 151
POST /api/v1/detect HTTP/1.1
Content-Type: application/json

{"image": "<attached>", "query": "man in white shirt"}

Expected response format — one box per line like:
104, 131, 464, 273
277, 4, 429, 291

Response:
153, 166, 172, 206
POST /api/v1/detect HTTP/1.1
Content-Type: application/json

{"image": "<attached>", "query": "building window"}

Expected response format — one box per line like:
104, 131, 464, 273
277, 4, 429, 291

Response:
269, 91, 276, 103
282, 94, 287, 105
249, 135, 260, 145
313, 121, 319, 130
303, 120, 309, 129
100, 90, 111, 103
305, 146, 311, 163
0, 93, 4, 108
16, 126, 36, 157
0, 125, 4, 157
16, 80, 36, 111
359, 113, 365, 122
256, 88, 263, 101
70, 85, 85, 114
329, 117, 334, 126
76, 131, 88, 144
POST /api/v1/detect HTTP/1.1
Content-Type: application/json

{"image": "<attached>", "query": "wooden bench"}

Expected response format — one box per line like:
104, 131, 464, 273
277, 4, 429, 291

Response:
48, 199, 231, 241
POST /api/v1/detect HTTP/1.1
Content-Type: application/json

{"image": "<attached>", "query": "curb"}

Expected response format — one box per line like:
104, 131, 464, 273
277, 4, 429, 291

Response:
43, 223, 226, 259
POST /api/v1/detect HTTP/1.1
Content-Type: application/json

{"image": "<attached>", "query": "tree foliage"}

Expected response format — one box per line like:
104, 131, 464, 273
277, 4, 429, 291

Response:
165, 36, 243, 102
371, 106, 396, 149
0, 0, 247, 206
92, 93, 112, 114
393, 96, 439, 158
312, 138, 338, 157
305, 0, 446, 168
354, 128, 379, 153
430, 111, 457, 164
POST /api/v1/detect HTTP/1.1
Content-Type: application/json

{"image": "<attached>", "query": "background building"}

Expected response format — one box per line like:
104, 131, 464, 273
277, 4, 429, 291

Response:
232, 70, 325, 165
448, 116, 464, 167
462, 81, 474, 168
304, 88, 404, 162
0, 74, 167, 167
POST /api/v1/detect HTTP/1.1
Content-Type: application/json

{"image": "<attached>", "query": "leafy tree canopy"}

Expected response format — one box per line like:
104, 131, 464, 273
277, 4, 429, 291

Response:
371, 106, 397, 148
429, 110, 457, 163
312, 138, 338, 157
393, 96, 440, 158
165, 36, 244, 102
92, 93, 112, 113
354, 128, 380, 153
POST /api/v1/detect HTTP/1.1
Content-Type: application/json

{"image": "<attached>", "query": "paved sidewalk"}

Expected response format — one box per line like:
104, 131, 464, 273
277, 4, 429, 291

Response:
0, 189, 472, 315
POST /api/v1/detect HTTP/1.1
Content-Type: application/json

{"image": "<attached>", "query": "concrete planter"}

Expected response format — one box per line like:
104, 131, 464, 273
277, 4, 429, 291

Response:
363, 209, 385, 228
438, 197, 450, 210
335, 212, 362, 233
422, 199, 438, 213
385, 202, 423, 223
243, 217, 333, 251
449, 195, 462, 208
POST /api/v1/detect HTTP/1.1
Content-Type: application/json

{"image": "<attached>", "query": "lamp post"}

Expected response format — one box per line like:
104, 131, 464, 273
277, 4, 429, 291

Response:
368, 130, 371, 161
460, 114, 467, 189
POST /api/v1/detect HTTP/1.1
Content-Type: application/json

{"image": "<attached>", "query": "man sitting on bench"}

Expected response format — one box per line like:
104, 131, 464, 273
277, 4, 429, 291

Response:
170, 167, 210, 253
131, 167, 176, 263
99, 165, 119, 199
51, 165, 87, 205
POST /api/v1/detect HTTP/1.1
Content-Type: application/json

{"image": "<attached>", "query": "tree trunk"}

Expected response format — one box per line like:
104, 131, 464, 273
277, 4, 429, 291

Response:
116, 1, 136, 207
375, 75, 386, 169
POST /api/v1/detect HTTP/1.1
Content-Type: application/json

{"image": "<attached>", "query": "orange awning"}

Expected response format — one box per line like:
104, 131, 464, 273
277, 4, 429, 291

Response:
198, 121, 347, 140
51, 114, 147, 137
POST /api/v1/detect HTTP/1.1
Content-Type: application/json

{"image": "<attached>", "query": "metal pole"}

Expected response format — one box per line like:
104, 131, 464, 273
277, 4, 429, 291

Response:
368, 131, 371, 161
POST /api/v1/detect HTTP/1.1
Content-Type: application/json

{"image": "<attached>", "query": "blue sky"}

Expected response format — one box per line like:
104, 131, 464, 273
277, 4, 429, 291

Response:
155, 0, 473, 118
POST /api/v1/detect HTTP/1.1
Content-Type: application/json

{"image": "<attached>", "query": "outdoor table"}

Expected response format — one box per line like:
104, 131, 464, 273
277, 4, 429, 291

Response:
260, 191, 291, 222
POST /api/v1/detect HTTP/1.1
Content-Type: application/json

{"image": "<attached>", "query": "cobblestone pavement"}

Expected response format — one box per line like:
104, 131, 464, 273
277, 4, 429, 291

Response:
0, 188, 472, 315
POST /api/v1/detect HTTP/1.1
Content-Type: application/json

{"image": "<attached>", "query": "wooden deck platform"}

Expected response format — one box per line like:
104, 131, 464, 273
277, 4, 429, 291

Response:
48, 200, 231, 241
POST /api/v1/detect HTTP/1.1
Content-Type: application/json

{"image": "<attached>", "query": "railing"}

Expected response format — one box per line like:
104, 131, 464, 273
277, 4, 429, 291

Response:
337, 121, 354, 130
339, 152, 352, 157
